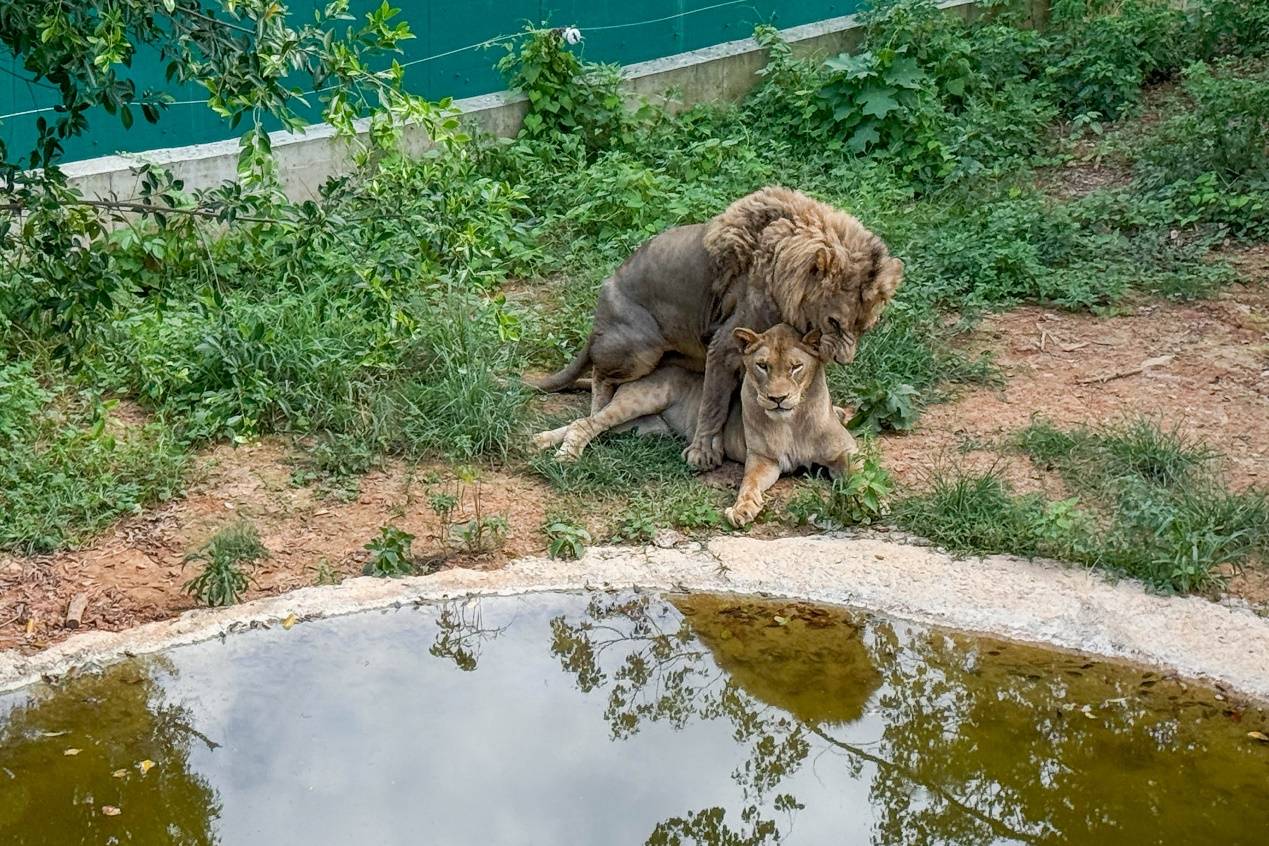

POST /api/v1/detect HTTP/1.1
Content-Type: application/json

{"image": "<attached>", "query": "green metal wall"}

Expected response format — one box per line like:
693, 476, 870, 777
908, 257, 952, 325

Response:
2, 1, 862, 165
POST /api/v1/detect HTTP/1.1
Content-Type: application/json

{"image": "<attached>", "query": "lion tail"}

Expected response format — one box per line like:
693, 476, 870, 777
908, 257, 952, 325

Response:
526, 340, 593, 392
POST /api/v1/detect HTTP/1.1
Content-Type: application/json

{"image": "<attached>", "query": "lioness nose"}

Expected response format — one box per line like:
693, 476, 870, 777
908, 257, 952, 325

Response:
768, 393, 788, 405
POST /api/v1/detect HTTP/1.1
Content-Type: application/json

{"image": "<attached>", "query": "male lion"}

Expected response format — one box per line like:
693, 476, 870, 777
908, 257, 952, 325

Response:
532, 324, 857, 527
530, 186, 902, 471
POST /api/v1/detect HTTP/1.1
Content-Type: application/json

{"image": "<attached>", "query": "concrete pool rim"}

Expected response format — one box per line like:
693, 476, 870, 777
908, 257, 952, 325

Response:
2, 533, 1266, 702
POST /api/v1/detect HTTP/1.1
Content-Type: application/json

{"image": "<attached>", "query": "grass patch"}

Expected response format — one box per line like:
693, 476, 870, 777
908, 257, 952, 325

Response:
896, 468, 1052, 559
614, 484, 729, 538
0, 356, 186, 553
529, 428, 728, 538
898, 420, 1268, 592
1018, 418, 1216, 489
528, 431, 695, 496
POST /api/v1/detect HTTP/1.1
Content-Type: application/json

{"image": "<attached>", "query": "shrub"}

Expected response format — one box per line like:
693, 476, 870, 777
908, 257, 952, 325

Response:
847, 382, 920, 434
453, 515, 508, 554
1132, 61, 1269, 238
1045, 0, 1194, 120
497, 25, 643, 155
183, 522, 267, 606
544, 520, 592, 560
818, 45, 953, 183
363, 526, 418, 578
1194, 0, 1269, 59
788, 452, 894, 528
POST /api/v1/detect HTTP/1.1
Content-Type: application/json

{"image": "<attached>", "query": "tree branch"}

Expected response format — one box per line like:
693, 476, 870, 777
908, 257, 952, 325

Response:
0, 198, 280, 224
805, 723, 1041, 844
174, 6, 257, 36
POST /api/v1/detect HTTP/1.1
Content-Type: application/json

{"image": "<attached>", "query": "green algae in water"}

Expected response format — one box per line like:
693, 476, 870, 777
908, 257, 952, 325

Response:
1, 592, 1266, 845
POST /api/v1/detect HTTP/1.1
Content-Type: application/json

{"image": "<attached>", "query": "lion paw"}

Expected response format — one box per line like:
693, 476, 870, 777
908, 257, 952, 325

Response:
683, 437, 723, 471
531, 431, 557, 451
554, 445, 581, 463
725, 502, 759, 528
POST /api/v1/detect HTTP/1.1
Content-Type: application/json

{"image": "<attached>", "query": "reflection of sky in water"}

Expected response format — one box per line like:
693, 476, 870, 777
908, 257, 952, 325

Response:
164, 598, 878, 845
2, 591, 1266, 846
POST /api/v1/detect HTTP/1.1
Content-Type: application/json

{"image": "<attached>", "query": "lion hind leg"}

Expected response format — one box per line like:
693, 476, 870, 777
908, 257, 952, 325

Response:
589, 335, 667, 414
590, 372, 617, 415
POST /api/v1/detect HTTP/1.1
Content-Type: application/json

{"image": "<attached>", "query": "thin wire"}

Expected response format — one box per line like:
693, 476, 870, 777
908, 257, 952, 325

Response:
399, 32, 524, 69
0, 0, 752, 123
0, 106, 56, 120
585, 0, 746, 32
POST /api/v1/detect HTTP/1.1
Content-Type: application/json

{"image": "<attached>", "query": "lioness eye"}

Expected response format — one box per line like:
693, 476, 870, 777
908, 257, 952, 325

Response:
790, 362, 803, 375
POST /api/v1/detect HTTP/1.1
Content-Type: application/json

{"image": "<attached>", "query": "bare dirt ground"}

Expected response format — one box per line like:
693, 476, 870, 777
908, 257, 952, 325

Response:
2, 250, 1265, 654
0, 446, 557, 653
884, 268, 1269, 495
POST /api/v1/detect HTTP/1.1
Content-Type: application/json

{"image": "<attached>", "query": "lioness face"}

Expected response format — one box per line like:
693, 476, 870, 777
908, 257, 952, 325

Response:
733, 325, 823, 416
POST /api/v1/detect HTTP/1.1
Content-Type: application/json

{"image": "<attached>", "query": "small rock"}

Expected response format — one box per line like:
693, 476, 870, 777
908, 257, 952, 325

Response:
652, 529, 686, 549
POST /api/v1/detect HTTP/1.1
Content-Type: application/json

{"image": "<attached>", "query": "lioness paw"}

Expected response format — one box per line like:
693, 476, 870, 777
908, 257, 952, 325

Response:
725, 502, 759, 528
683, 437, 723, 471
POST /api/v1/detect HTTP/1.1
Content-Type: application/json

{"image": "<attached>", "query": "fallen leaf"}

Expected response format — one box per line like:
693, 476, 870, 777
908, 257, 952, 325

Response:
772, 615, 788, 626
281, 613, 298, 631
1248, 731, 1269, 743
137, 760, 155, 775
111, 769, 128, 779
101, 806, 121, 816
63, 748, 81, 756
39, 730, 68, 738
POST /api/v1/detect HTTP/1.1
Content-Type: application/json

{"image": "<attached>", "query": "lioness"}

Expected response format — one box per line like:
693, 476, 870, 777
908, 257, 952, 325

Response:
532, 324, 857, 527
529, 186, 901, 472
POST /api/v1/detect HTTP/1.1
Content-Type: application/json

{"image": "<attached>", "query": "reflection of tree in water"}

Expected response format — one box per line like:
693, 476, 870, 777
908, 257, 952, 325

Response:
549, 593, 875, 845
547, 592, 1269, 846
0, 658, 221, 845
429, 598, 505, 672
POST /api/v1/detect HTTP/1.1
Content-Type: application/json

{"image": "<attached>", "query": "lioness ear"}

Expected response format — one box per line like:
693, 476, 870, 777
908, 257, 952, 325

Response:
801, 328, 822, 350
733, 327, 761, 351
